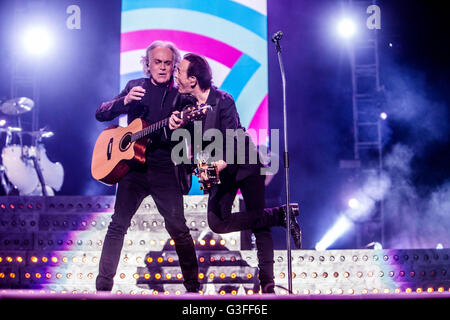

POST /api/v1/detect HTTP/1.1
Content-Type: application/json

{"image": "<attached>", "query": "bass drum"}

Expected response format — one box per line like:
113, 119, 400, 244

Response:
1, 145, 39, 195
1, 144, 64, 195
38, 144, 64, 192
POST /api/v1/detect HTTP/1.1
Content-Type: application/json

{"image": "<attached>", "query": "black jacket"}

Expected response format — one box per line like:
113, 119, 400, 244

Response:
194, 86, 262, 181
95, 78, 179, 125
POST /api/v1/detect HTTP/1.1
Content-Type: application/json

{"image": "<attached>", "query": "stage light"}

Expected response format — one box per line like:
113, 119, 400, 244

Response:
436, 243, 444, 249
348, 198, 359, 209
380, 112, 387, 120
315, 215, 353, 250
0, 120, 5, 127
22, 26, 53, 56
42, 131, 54, 138
337, 18, 356, 38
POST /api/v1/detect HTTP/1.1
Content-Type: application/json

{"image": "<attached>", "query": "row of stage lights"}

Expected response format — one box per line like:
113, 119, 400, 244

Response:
2, 257, 448, 282
1, 237, 238, 249
0, 271, 255, 281
0, 252, 242, 265
0, 201, 209, 212
1, 287, 449, 296
2, 251, 449, 265
1, 219, 212, 232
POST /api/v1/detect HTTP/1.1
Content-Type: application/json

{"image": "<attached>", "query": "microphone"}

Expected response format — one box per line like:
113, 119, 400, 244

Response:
271, 31, 283, 42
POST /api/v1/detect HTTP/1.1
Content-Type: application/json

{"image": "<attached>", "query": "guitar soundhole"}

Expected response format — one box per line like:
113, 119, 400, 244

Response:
119, 133, 132, 151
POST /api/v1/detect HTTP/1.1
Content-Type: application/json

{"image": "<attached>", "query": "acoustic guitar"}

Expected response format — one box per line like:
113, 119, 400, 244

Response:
91, 104, 210, 185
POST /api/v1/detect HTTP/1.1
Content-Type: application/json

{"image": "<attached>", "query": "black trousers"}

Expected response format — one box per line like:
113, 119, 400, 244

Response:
96, 165, 199, 292
207, 171, 280, 288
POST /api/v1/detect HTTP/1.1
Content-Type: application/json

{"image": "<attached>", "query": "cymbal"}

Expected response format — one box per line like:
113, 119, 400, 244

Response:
0, 97, 34, 115
19, 130, 54, 138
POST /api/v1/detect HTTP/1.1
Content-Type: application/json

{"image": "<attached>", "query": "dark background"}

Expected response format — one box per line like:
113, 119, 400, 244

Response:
0, 0, 448, 250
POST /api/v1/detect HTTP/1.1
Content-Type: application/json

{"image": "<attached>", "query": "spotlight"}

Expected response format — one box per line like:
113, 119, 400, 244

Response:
380, 112, 387, 120
315, 215, 353, 250
348, 198, 360, 209
23, 26, 53, 56
366, 241, 383, 249
0, 120, 5, 127
337, 18, 356, 38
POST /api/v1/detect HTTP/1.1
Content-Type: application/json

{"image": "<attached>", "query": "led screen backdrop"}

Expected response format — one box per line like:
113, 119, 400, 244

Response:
120, 0, 268, 194
120, 0, 268, 138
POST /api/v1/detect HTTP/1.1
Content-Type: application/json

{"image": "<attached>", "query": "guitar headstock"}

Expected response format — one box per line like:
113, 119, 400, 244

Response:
182, 104, 211, 121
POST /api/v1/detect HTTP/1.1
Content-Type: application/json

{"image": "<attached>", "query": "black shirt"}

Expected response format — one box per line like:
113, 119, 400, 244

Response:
142, 79, 175, 167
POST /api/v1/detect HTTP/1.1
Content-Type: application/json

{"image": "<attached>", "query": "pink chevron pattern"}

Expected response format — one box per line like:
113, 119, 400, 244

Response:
121, 29, 242, 68
247, 94, 269, 145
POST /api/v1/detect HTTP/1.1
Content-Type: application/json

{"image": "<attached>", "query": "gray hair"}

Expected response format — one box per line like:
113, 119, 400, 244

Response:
140, 40, 181, 77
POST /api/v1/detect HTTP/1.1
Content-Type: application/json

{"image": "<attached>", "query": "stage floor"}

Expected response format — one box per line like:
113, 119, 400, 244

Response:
1, 288, 450, 300
1, 288, 448, 319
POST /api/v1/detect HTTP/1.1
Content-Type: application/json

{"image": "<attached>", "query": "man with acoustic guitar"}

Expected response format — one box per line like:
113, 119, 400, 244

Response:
94, 41, 200, 293
170, 53, 302, 293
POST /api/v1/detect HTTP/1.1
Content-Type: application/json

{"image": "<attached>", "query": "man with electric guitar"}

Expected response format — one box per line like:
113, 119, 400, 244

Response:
170, 53, 302, 293
93, 41, 201, 293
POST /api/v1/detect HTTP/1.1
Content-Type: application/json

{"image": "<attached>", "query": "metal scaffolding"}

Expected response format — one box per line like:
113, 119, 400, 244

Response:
348, 0, 384, 247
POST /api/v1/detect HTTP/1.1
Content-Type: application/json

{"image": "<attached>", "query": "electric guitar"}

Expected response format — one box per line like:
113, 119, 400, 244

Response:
91, 104, 211, 185
194, 150, 221, 194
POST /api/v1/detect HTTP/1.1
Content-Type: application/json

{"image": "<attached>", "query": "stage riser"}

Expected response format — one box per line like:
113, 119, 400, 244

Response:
0, 196, 449, 295
2, 248, 449, 295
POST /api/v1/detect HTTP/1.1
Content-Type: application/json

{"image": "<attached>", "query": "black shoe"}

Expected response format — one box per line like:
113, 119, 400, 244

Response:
289, 218, 302, 249
279, 203, 302, 249
261, 282, 275, 294
185, 281, 201, 294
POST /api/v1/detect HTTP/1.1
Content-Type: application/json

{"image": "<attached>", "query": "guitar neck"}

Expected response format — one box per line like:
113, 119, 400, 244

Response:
130, 105, 209, 142
131, 117, 170, 142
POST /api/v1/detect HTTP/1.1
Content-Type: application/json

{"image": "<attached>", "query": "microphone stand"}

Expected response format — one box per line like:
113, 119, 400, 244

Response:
272, 31, 293, 294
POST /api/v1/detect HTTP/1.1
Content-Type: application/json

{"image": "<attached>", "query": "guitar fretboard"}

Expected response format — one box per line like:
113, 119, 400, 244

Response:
129, 104, 209, 142
131, 118, 170, 142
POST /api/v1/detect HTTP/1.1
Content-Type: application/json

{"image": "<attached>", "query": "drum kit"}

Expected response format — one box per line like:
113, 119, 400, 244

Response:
0, 97, 64, 196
